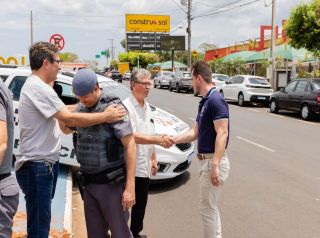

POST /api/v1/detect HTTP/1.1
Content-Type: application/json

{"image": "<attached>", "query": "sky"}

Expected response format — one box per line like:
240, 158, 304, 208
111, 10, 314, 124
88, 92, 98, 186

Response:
0, 0, 312, 67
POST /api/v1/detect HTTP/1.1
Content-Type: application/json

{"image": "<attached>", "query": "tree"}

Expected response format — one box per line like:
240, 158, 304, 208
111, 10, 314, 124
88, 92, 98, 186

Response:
59, 52, 78, 62
118, 52, 158, 69
285, 0, 320, 57
120, 39, 127, 50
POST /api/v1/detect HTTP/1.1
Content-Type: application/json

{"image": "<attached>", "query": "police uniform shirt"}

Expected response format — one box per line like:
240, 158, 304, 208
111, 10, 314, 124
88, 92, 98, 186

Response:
15, 75, 65, 170
75, 93, 133, 173
123, 94, 155, 178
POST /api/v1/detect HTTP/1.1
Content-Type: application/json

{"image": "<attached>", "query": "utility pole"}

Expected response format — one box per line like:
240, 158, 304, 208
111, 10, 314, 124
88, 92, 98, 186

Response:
270, 0, 277, 90
187, 0, 191, 69
107, 38, 115, 61
30, 10, 33, 45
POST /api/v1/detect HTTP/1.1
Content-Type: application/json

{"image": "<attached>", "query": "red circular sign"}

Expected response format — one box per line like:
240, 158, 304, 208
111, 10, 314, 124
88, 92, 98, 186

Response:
49, 34, 65, 51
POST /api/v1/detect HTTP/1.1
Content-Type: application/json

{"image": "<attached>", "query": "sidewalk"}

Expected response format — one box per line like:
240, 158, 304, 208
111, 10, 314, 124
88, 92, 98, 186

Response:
71, 187, 87, 238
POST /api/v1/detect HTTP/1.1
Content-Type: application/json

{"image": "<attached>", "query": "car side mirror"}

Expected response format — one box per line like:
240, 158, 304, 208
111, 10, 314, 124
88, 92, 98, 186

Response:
279, 87, 285, 92
225, 80, 231, 84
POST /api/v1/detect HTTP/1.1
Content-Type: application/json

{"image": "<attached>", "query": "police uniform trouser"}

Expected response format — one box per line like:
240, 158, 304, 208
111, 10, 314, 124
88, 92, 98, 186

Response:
83, 182, 133, 238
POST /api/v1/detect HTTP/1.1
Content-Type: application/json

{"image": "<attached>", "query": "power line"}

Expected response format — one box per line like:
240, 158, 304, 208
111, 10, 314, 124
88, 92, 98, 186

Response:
192, 0, 263, 19
192, 0, 248, 18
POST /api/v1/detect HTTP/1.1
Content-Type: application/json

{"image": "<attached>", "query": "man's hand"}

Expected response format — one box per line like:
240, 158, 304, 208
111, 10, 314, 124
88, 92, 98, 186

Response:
211, 163, 221, 187
122, 186, 135, 211
160, 135, 176, 148
151, 158, 158, 176
104, 104, 127, 123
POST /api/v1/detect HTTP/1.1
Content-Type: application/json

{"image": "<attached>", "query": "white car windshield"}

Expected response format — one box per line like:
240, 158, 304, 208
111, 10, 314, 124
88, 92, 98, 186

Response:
249, 77, 269, 85
213, 75, 229, 81
100, 81, 131, 100
312, 79, 320, 90
164, 72, 175, 77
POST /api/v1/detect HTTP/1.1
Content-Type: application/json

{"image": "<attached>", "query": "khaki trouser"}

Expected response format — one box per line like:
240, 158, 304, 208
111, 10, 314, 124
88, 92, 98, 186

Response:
198, 153, 230, 238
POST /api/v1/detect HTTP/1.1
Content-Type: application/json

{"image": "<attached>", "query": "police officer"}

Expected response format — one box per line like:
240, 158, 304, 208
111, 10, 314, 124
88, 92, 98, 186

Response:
0, 80, 19, 238
62, 69, 136, 238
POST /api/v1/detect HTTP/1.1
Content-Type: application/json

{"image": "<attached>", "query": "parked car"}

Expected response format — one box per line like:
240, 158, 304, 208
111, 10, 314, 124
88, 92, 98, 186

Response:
169, 71, 192, 93
122, 71, 131, 80
0, 66, 195, 181
221, 75, 274, 106
110, 70, 122, 83
212, 73, 229, 91
269, 78, 320, 120
154, 71, 175, 89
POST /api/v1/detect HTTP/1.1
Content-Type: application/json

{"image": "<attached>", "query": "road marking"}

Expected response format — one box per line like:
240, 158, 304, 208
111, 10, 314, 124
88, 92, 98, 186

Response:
269, 113, 284, 118
247, 108, 260, 113
236, 136, 275, 153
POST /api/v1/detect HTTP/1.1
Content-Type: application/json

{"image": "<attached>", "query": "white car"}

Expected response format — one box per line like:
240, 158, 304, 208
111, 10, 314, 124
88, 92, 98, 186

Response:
154, 71, 175, 89
212, 73, 229, 91
1, 66, 195, 180
122, 71, 131, 80
220, 75, 274, 106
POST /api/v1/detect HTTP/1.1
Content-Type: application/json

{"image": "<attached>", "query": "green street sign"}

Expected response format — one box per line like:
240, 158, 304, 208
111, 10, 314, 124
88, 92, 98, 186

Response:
101, 51, 106, 55
95, 55, 101, 58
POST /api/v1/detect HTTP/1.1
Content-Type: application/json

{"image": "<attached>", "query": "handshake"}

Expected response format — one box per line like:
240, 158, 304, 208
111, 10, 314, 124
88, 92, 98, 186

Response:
159, 134, 176, 148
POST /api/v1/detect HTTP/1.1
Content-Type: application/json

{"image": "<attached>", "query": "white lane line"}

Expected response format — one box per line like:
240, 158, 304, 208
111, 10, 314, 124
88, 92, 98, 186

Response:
298, 120, 315, 125
161, 106, 173, 112
247, 108, 260, 113
269, 113, 284, 118
236, 136, 275, 153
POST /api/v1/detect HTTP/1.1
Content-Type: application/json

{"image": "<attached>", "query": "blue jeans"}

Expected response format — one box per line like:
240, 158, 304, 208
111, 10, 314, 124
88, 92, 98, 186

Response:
16, 161, 59, 238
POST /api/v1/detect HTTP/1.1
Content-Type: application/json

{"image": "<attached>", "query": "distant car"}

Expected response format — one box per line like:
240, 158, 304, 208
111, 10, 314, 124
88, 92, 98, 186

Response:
122, 71, 131, 80
221, 75, 274, 106
169, 71, 192, 93
212, 73, 229, 91
154, 71, 175, 89
269, 78, 320, 120
110, 70, 122, 83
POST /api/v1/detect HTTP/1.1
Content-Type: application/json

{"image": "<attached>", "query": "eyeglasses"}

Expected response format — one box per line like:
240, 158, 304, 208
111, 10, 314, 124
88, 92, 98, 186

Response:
51, 59, 63, 65
135, 81, 153, 87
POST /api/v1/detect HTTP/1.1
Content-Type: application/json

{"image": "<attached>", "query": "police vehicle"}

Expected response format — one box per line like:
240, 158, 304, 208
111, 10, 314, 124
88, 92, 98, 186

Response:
0, 66, 195, 180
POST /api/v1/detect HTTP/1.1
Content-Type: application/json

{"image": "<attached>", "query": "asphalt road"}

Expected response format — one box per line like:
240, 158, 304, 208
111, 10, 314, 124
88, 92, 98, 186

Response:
122, 80, 320, 238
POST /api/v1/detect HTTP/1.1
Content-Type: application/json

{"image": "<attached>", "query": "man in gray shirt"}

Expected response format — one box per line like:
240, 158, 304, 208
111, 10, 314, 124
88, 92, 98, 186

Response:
0, 80, 19, 238
15, 41, 127, 238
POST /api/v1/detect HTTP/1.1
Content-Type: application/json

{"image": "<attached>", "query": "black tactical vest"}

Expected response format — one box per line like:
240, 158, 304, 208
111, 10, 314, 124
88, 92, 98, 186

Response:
76, 94, 125, 174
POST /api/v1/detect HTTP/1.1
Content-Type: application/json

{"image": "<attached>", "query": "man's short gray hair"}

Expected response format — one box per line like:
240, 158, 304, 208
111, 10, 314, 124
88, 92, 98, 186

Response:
130, 69, 151, 83
130, 69, 151, 90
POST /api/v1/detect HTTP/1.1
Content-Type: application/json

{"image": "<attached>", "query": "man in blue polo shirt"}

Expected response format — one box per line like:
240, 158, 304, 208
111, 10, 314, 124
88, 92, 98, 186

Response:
174, 61, 230, 238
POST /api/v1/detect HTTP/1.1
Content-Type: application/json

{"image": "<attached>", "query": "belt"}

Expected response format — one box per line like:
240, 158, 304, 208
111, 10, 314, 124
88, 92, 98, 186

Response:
197, 153, 212, 161
0, 173, 11, 181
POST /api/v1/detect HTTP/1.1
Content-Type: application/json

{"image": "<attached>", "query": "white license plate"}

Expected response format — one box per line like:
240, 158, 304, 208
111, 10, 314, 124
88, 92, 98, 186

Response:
258, 96, 266, 100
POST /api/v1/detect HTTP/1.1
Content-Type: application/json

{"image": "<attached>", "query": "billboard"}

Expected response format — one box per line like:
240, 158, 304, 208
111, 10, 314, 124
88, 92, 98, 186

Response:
126, 14, 170, 32
160, 36, 186, 51
126, 32, 169, 51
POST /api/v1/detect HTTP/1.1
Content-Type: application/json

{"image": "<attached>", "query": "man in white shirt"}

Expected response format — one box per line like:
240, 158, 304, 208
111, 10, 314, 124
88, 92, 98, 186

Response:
123, 69, 174, 238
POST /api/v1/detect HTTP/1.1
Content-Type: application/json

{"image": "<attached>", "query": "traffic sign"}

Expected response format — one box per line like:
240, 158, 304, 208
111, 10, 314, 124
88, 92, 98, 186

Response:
192, 50, 198, 57
49, 34, 65, 51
